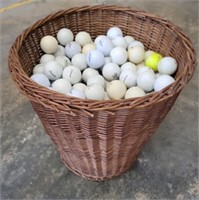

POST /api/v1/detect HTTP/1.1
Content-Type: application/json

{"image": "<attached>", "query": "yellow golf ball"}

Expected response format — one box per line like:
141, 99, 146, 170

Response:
145, 52, 162, 71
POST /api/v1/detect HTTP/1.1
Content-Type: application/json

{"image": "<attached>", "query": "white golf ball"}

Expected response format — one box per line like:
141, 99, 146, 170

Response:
57, 28, 74, 46
40, 54, 55, 65
52, 78, 72, 94
94, 35, 107, 45
128, 40, 144, 50
75, 31, 92, 46
137, 66, 154, 75
102, 63, 121, 81
67, 89, 86, 99
154, 75, 175, 91
96, 37, 114, 56
125, 35, 135, 45
55, 56, 71, 69
85, 84, 105, 100
112, 36, 128, 49
137, 71, 156, 92
82, 43, 96, 55
125, 86, 145, 99
44, 61, 62, 81
73, 83, 87, 92
119, 69, 137, 88
53, 45, 65, 57
110, 47, 128, 65
87, 75, 105, 88
86, 50, 105, 69
158, 57, 178, 75
62, 65, 82, 84
128, 46, 145, 64
121, 62, 137, 72
107, 26, 123, 39
71, 53, 87, 71
107, 80, 127, 100
33, 64, 45, 74
40, 35, 58, 54
31, 74, 50, 87
65, 41, 81, 59
82, 68, 99, 83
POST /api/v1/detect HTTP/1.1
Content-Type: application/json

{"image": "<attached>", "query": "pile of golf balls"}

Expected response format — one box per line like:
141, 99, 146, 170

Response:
31, 26, 178, 100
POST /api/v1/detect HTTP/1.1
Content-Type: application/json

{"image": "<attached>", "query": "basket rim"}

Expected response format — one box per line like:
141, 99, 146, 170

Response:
8, 5, 197, 115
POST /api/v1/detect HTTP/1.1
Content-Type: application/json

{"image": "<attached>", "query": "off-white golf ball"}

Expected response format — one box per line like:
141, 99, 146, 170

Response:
65, 41, 81, 58
73, 83, 87, 92
31, 74, 50, 87
154, 75, 175, 91
40, 54, 55, 65
57, 28, 74, 46
44, 61, 62, 81
125, 86, 145, 99
110, 47, 128, 65
86, 50, 105, 69
82, 68, 99, 83
128, 40, 144, 50
33, 64, 45, 74
52, 78, 72, 94
128, 46, 145, 64
75, 31, 92, 46
107, 26, 123, 39
102, 63, 121, 81
119, 69, 137, 88
158, 57, 178, 75
40, 35, 58, 54
82, 43, 96, 55
71, 53, 87, 71
125, 35, 135, 45
85, 84, 105, 100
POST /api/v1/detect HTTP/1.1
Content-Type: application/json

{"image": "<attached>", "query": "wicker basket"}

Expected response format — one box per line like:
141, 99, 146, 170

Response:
8, 5, 196, 181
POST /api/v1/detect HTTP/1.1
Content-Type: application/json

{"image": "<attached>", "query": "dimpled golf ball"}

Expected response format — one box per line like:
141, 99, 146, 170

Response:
82, 68, 99, 83
112, 36, 128, 49
73, 83, 87, 92
44, 61, 62, 81
62, 65, 81, 84
65, 41, 81, 59
145, 52, 162, 71
82, 43, 96, 55
75, 31, 92, 46
128, 40, 144, 50
128, 46, 145, 64
72, 53, 87, 71
137, 71, 156, 92
107, 80, 127, 100
33, 64, 45, 74
119, 69, 137, 88
67, 89, 86, 99
110, 47, 128, 65
57, 28, 74, 46
86, 50, 105, 69
102, 63, 121, 81
125, 86, 145, 99
107, 26, 123, 39
40, 35, 58, 54
31, 74, 50, 87
51, 78, 72, 95
40, 54, 55, 64
121, 62, 137, 72
87, 75, 105, 88
55, 56, 71, 69
96, 37, 114, 56
85, 84, 105, 100
54, 45, 65, 57
154, 75, 175, 91
125, 35, 135, 45
158, 57, 178, 75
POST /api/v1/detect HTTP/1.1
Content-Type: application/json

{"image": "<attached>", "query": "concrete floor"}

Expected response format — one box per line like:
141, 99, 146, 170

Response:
1, 0, 198, 199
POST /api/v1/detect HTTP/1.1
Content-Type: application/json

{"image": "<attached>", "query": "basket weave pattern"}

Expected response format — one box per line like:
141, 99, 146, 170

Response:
9, 6, 196, 180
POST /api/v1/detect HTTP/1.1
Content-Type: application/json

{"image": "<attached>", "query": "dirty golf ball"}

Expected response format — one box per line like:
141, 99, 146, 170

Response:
85, 84, 105, 100
33, 64, 45, 74
65, 41, 81, 58
44, 61, 62, 81
102, 63, 121, 81
67, 89, 86, 99
119, 69, 137, 88
107, 26, 123, 39
52, 78, 72, 95
82, 68, 99, 83
75, 31, 92, 46
57, 28, 74, 45
125, 86, 145, 99
107, 80, 127, 100
55, 56, 71, 69
128, 46, 145, 64
40, 35, 58, 54
72, 53, 87, 71
158, 57, 178, 75
87, 75, 105, 88
96, 37, 114, 56
137, 71, 156, 92
62, 65, 81, 84
154, 75, 175, 91
86, 50, 105, 69
110, 47, 128, 65
40, 54, 55, 64
31, 74, 50, 87
145, 52, 162, 71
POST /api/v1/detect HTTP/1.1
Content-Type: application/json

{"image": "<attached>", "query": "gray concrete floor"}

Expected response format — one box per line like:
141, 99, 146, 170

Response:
1, 0, 198, 199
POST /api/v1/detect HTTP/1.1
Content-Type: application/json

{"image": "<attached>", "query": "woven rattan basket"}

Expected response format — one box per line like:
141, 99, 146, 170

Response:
8, 5, 196, 181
